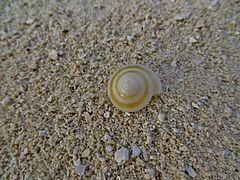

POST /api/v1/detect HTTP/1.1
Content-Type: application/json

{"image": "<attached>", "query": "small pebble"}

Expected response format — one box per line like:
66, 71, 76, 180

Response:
29, 59, 38, 70
195, 59, 203, 65
192, 102, 200, 109
26, 18, 34, 24
210, 0, 219, 7
39, 129, 49, 136
174, 13, 189, 21
189, 37, 197, 44
125, 112, 131, 116
127, 34, 135, 41
49, 50, 58, 60
158, 113, 165, 122
73, 146, 79, 155
74, 159, 81, 166
131, 145, 141, 158
23, 148, 29, 155
171, 60, 177, 67
224, 107, 233, 115
75, 164, 86, 176
114, 147, 129, 165
196, 20, 205, 28
179, 145, 188, 152
105, 146, 113, 152
185, 166, 197, 178
0, 30, 7, 40
82, 148, 90, 158
104, 111, 110, 118
0, 96, 11, 106
172, 128, 179, 134
103, 133, 112, 141
146, 134, 152, 144
145, 168, 156, 180
141, 147, 149, 161
83, 112, 91, 121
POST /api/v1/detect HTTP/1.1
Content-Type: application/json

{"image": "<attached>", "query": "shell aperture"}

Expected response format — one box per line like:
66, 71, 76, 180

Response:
108, 64, 162, 112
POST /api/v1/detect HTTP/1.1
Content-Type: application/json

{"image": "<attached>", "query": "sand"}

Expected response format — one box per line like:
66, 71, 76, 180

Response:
0, 0, 239, 179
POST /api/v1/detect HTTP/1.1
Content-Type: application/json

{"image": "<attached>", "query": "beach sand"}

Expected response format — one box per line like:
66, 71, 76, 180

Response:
0, 0, 239, 179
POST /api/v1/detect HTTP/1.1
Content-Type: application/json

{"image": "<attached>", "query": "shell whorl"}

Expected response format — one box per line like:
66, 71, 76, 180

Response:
108, 64, 162, 112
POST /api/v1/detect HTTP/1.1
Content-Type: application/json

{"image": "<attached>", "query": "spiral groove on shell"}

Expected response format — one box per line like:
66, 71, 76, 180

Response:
108, 64, 162, 112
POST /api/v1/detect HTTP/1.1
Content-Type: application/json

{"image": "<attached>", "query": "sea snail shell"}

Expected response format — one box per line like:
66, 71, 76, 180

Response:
108, 64, 162, 112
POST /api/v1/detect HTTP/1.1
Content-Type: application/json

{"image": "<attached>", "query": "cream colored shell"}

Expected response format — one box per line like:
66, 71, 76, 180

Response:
108, 64, 162, 112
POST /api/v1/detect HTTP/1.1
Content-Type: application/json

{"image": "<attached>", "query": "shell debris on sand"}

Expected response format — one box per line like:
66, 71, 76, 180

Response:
131, 145, 141, 158
174, 13, 189, 20
185, 166, 198, 178
74, 160, 86, 176
49, 50, 58, 60
114, 147, 129, 165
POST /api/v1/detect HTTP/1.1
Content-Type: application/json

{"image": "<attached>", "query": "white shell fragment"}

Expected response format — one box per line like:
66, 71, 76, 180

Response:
131, 145, 141, 158
75, 165, 86, 176
186, 166, 197, 178
108, 64, 162, 112
74, 159, 86, 176
174, 13, 189, 21
114, 147, 129, 165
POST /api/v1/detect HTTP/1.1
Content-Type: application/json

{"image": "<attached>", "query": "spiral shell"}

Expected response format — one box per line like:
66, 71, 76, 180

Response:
108, 64, 162, 112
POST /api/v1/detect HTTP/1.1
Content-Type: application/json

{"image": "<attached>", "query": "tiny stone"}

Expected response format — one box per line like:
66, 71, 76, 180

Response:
83, 111, 91, 121
210, 0, 219, 6
186, 166, 197, 178
173, 128, 179, 134
146, 134, 152, 144
131, 145, 141, 158
23, 148, 29, 155
73, 146, 79, 155
192, 102, 200, 109
26, 18, 34, 24
141, 147, 149, 161
189, 37, 197, 44
102, 167, 108, 173
212, 100, 218, 106
125, 112, 131, 116
0, 96, 11, 106
103, 133, 112, 141
127, 34, 135, 41
104, 111, 110, 118
0, 30, 7, 40
179, 145, 188, 152
82, 148, 90, 158
144, 174, 151, 179
47, 95, 53, 102
0, 168, 4, 175
196, 20, 205, 28
146, 168, 156, 180
39, 129, 49, 136
96, 176, 101, 180
49, 50, 58, 60
224, 107, 233, 114
195, 59, 203, 65
171, 60, 177, 67
74, 159, 81, 166
114, 147, 129, 165
158, 113, 165, 122
75, 164, 86, 176
105, 146, 113, 152
174, 13, 189, 21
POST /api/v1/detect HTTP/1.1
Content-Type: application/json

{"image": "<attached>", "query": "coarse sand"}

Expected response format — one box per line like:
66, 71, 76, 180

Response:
0, 0, 239, 179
